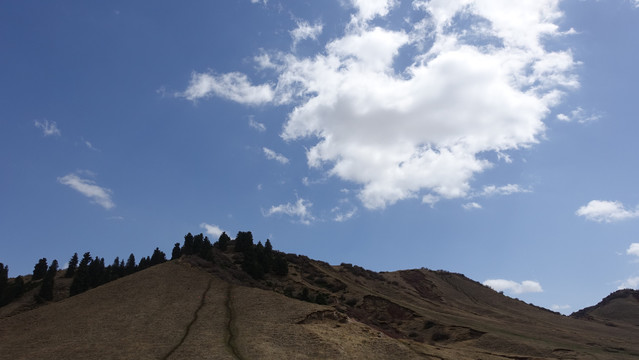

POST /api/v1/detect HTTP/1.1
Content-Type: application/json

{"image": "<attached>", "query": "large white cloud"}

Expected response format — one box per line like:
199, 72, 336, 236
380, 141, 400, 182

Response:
483, 279, 543, 294
576, 200, 639, 223
58, 173, 114, 210
182, 0, 577, 209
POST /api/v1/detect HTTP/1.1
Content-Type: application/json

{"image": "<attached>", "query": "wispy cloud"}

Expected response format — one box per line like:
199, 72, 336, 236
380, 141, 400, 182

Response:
200, 223, 224, 238
290, 20, 323, 48
618, 276, 639, 290
34, 119, 61, 137
576, 200, 639, 223
556, 107, 600, 124
483, 279, 543, 294
479, 184, 531, 197
58, 173, 115, 210
263, 147, 289, 164
462, 202, 482, 210
264, 198, 314, 225
248, 116, 266, 132
178, 72, 273, 105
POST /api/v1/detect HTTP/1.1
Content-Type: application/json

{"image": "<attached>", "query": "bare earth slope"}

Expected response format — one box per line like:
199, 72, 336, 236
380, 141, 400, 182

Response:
1, 254, 639, 359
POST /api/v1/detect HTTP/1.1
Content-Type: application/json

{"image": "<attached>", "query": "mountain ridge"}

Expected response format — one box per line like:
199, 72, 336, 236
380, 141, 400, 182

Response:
1, 235, 639, 359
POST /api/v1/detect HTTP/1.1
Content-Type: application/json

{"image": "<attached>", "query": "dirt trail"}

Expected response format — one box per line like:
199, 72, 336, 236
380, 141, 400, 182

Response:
224, 283, 243, 360
162, 278, 213, 360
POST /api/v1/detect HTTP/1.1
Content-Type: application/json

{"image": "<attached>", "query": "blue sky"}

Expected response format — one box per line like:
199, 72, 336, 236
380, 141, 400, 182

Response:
2, 0, 639, 314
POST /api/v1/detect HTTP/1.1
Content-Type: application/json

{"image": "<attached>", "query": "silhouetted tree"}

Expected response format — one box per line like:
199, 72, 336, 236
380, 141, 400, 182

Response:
0, 263, 7, 302
150, 248, 166, 266
265, 239, 273, 253
200, 236, 213, 260
1, 275, 24, 307
192, 233, 204, 255
38, 260, 58, 302
182, 233, 194, 255
70, 252, 92, 296
138, 256, 151, 270
125, 253, 136, 275
171, 243, 181, 260
216, 232, 230, 251
33, 258, 48, 280
65, 253, 79, 278
235, 231, 254, 253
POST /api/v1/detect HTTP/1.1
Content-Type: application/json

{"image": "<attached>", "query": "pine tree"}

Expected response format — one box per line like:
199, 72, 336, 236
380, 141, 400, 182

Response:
171, 243, 181, 260
38, 260, 58, 302
183, 233, 194, 255
235, 231, 254, 253
216, 232, 230, 251
65, 253, 79, 278
150, 248, 166, 265
70, 252, 92, 296
125, 253, 136, 275
33, 258, 48, 280
0, 263, 7, 302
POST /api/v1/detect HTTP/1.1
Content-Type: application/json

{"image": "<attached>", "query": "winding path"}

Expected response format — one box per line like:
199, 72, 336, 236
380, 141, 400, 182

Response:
162, 279, 213, 360
224, 284, 243, 360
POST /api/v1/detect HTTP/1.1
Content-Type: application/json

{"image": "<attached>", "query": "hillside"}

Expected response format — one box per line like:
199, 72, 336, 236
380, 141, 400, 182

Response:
1, 240, 639, 359
571, 289, 639, 326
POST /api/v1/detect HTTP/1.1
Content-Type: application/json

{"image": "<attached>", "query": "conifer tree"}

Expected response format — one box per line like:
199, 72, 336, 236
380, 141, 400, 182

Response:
38, 260, 58, 301
70, 252, 92, 296
235, 231, 254, 253
216, 232, 230, 251
125, 253, 136, 275
0, 263, 7, 302
183, 233, 194, 255
171, 243, 181, 260
33, 258, 48, 280
150, 248, 166, 265
65, 253, 79, 278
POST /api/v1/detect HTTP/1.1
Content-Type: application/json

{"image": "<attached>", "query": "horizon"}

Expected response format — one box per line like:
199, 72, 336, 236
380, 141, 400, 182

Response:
2, 0, 639, 315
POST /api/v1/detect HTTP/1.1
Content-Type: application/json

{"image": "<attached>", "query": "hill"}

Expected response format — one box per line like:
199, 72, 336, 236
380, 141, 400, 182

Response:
571, 289, 639, 326
1, 237, 639, 359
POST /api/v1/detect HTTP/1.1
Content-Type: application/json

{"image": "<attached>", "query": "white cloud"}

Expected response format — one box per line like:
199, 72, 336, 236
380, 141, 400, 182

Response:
200, 223, 224, 238
479, 184, 531, 197
551, 304, 571, 311
34, 119, 61, 137
248, 116, 266, 132
58, 173, 114, 210
350, 0, 396, 21
556, 107, 600, 124
290, 20, 323, 48
263, 147, 289, 164
576, 200, 639, 223
627, 243, 639, 257
179, 72, 274, 105
618, 276, 639, 290
251, 0, 267, 4
422, 194, 440, 207
462, 202, 482, 210
264, 198, 314, 224
183, 1, 577, 210
483, 279, 543, 294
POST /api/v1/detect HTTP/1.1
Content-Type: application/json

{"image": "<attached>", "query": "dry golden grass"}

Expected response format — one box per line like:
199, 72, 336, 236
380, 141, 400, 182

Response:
1, 254, 638, 359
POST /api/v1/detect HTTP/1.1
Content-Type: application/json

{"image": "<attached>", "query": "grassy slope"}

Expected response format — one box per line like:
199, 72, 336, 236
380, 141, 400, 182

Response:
1, 253, 638, 359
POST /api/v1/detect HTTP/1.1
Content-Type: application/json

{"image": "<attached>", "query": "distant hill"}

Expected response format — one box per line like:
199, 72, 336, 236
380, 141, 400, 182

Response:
1, 236, 639, 359
571, 289, 639, 326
